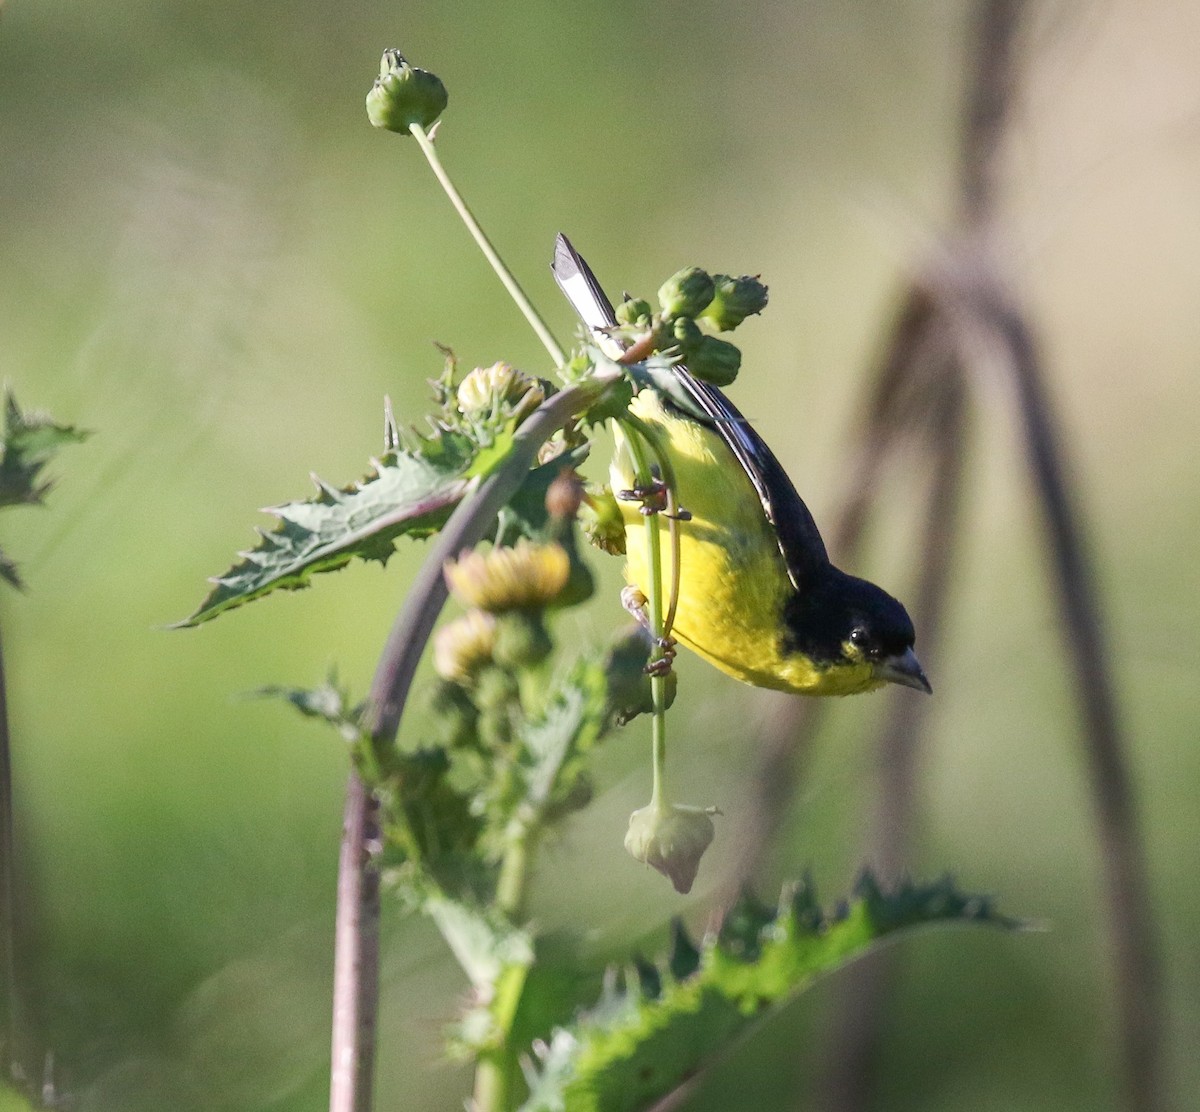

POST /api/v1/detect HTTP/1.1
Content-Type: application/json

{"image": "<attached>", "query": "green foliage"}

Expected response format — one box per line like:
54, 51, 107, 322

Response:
518, 875, 1018, 1112
0, 389, 89, 588
178, 379, 584, 628
178, 436, 476, 626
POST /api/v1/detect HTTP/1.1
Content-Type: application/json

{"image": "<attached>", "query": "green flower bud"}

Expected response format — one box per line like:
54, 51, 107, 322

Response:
625, 803, 716, 894
671, 316, 703, 351
616, 297, 654, 327
366, 49, 448, 135
685, 335, 741, 387
429, 681, 479, 748
493, 611, 553, 669
474, 665, 519, 714
657, 267, 715, 319
477, 706, 514, 748
581, 485, 627, 556
699, 274, 769, 331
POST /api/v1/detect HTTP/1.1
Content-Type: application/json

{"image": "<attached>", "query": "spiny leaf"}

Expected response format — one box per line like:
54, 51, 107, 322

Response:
254, 670, 361, 741
515, 653, 610, 818
0, 390, 90, 510
0, 390, 89, 588
177, 436, 477, 627
519, 874, 1018, 1112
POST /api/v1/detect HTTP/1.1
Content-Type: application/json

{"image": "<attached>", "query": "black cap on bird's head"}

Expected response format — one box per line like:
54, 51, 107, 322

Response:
782, 567, 931, 694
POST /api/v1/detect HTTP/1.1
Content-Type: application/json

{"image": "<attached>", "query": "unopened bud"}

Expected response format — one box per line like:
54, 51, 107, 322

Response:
625, 803, 716, 894
616, 297, 654, 327
581, 486, 626, 556
657, 267, 715, 319
671, 316, 703, 351
699, 274, 769, 331
366, 50, 448, 135
684, 335, 741, 387
546, 471, 584, 520
493, 611, 553, 669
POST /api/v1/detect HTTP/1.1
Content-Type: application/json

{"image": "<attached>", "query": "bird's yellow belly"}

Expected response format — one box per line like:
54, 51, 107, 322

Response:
611, 394, 866, 695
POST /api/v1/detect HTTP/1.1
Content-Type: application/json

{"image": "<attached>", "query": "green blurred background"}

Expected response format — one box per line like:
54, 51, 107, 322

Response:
3, 1, 1199, 1109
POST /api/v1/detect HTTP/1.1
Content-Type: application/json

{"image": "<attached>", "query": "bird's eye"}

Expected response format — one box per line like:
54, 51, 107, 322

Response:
849, 627, 868, 647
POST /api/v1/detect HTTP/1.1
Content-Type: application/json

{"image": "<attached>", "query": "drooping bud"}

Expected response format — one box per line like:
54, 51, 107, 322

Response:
684, 335, 741, 387
699, 274, 769, 331
657, 267, 715, 319
625, 803, 716, 894
366, 50, 448, 135
444, 540, 571, 612
433, 610, 498, 685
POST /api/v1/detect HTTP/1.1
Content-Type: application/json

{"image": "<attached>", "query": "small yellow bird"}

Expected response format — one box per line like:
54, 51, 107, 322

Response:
552, 235, 930, 697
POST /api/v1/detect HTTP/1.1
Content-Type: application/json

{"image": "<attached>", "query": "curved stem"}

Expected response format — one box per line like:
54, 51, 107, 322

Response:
409, 124, 567, 367
329, 375, 614, 1112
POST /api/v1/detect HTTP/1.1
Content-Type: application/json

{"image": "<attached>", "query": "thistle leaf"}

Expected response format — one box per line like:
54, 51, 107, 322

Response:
519, 874, 1019, 1112
0, 390, 89, 588
178, 435, 478, 626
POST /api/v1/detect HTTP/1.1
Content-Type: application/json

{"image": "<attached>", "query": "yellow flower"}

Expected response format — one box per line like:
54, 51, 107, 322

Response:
432, 610, 497, 684
443, 540, 570, 612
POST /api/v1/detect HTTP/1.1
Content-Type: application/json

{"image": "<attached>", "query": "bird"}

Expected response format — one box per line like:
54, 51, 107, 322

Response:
551, 234, 930, 697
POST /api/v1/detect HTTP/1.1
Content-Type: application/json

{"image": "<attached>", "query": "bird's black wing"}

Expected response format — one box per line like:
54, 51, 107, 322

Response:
551, 233, 829, 590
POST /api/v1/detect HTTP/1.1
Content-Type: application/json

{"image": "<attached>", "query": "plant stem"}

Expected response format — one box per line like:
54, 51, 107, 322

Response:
329, 376, 614, 1112
472, 831, 535, 1112
495, 828, 534, 922
620, 421, 670, 811
409, 124, 567, 367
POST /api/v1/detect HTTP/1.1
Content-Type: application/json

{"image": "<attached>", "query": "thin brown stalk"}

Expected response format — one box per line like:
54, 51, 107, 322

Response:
821, 362, 970, 1111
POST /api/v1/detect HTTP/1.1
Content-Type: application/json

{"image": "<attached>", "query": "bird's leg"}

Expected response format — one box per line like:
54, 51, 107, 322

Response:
617, 477, 668, 516
621, 586, 677, 675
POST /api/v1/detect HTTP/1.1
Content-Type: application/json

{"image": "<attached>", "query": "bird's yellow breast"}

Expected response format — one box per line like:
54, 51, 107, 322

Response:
612, 391, 879, 696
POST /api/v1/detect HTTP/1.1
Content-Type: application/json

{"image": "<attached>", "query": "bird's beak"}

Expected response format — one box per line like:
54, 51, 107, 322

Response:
875, 647, 932, 694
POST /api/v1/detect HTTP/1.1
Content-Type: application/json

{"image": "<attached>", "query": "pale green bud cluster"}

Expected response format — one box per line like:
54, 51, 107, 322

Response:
609, 265, 768, 389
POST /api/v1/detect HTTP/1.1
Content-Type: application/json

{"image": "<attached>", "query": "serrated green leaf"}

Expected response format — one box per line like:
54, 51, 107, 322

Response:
255, 671, 361, 741
426, 894, 535, 991
0, 390, 90, 511
516, 653, 609, 818
519, 874, 1018, 1112
178, 438, 477, 627
0, 390, 89, 588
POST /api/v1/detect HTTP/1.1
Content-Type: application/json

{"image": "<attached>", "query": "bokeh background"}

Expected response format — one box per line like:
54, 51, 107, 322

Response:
3, 1, 1199, 1109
